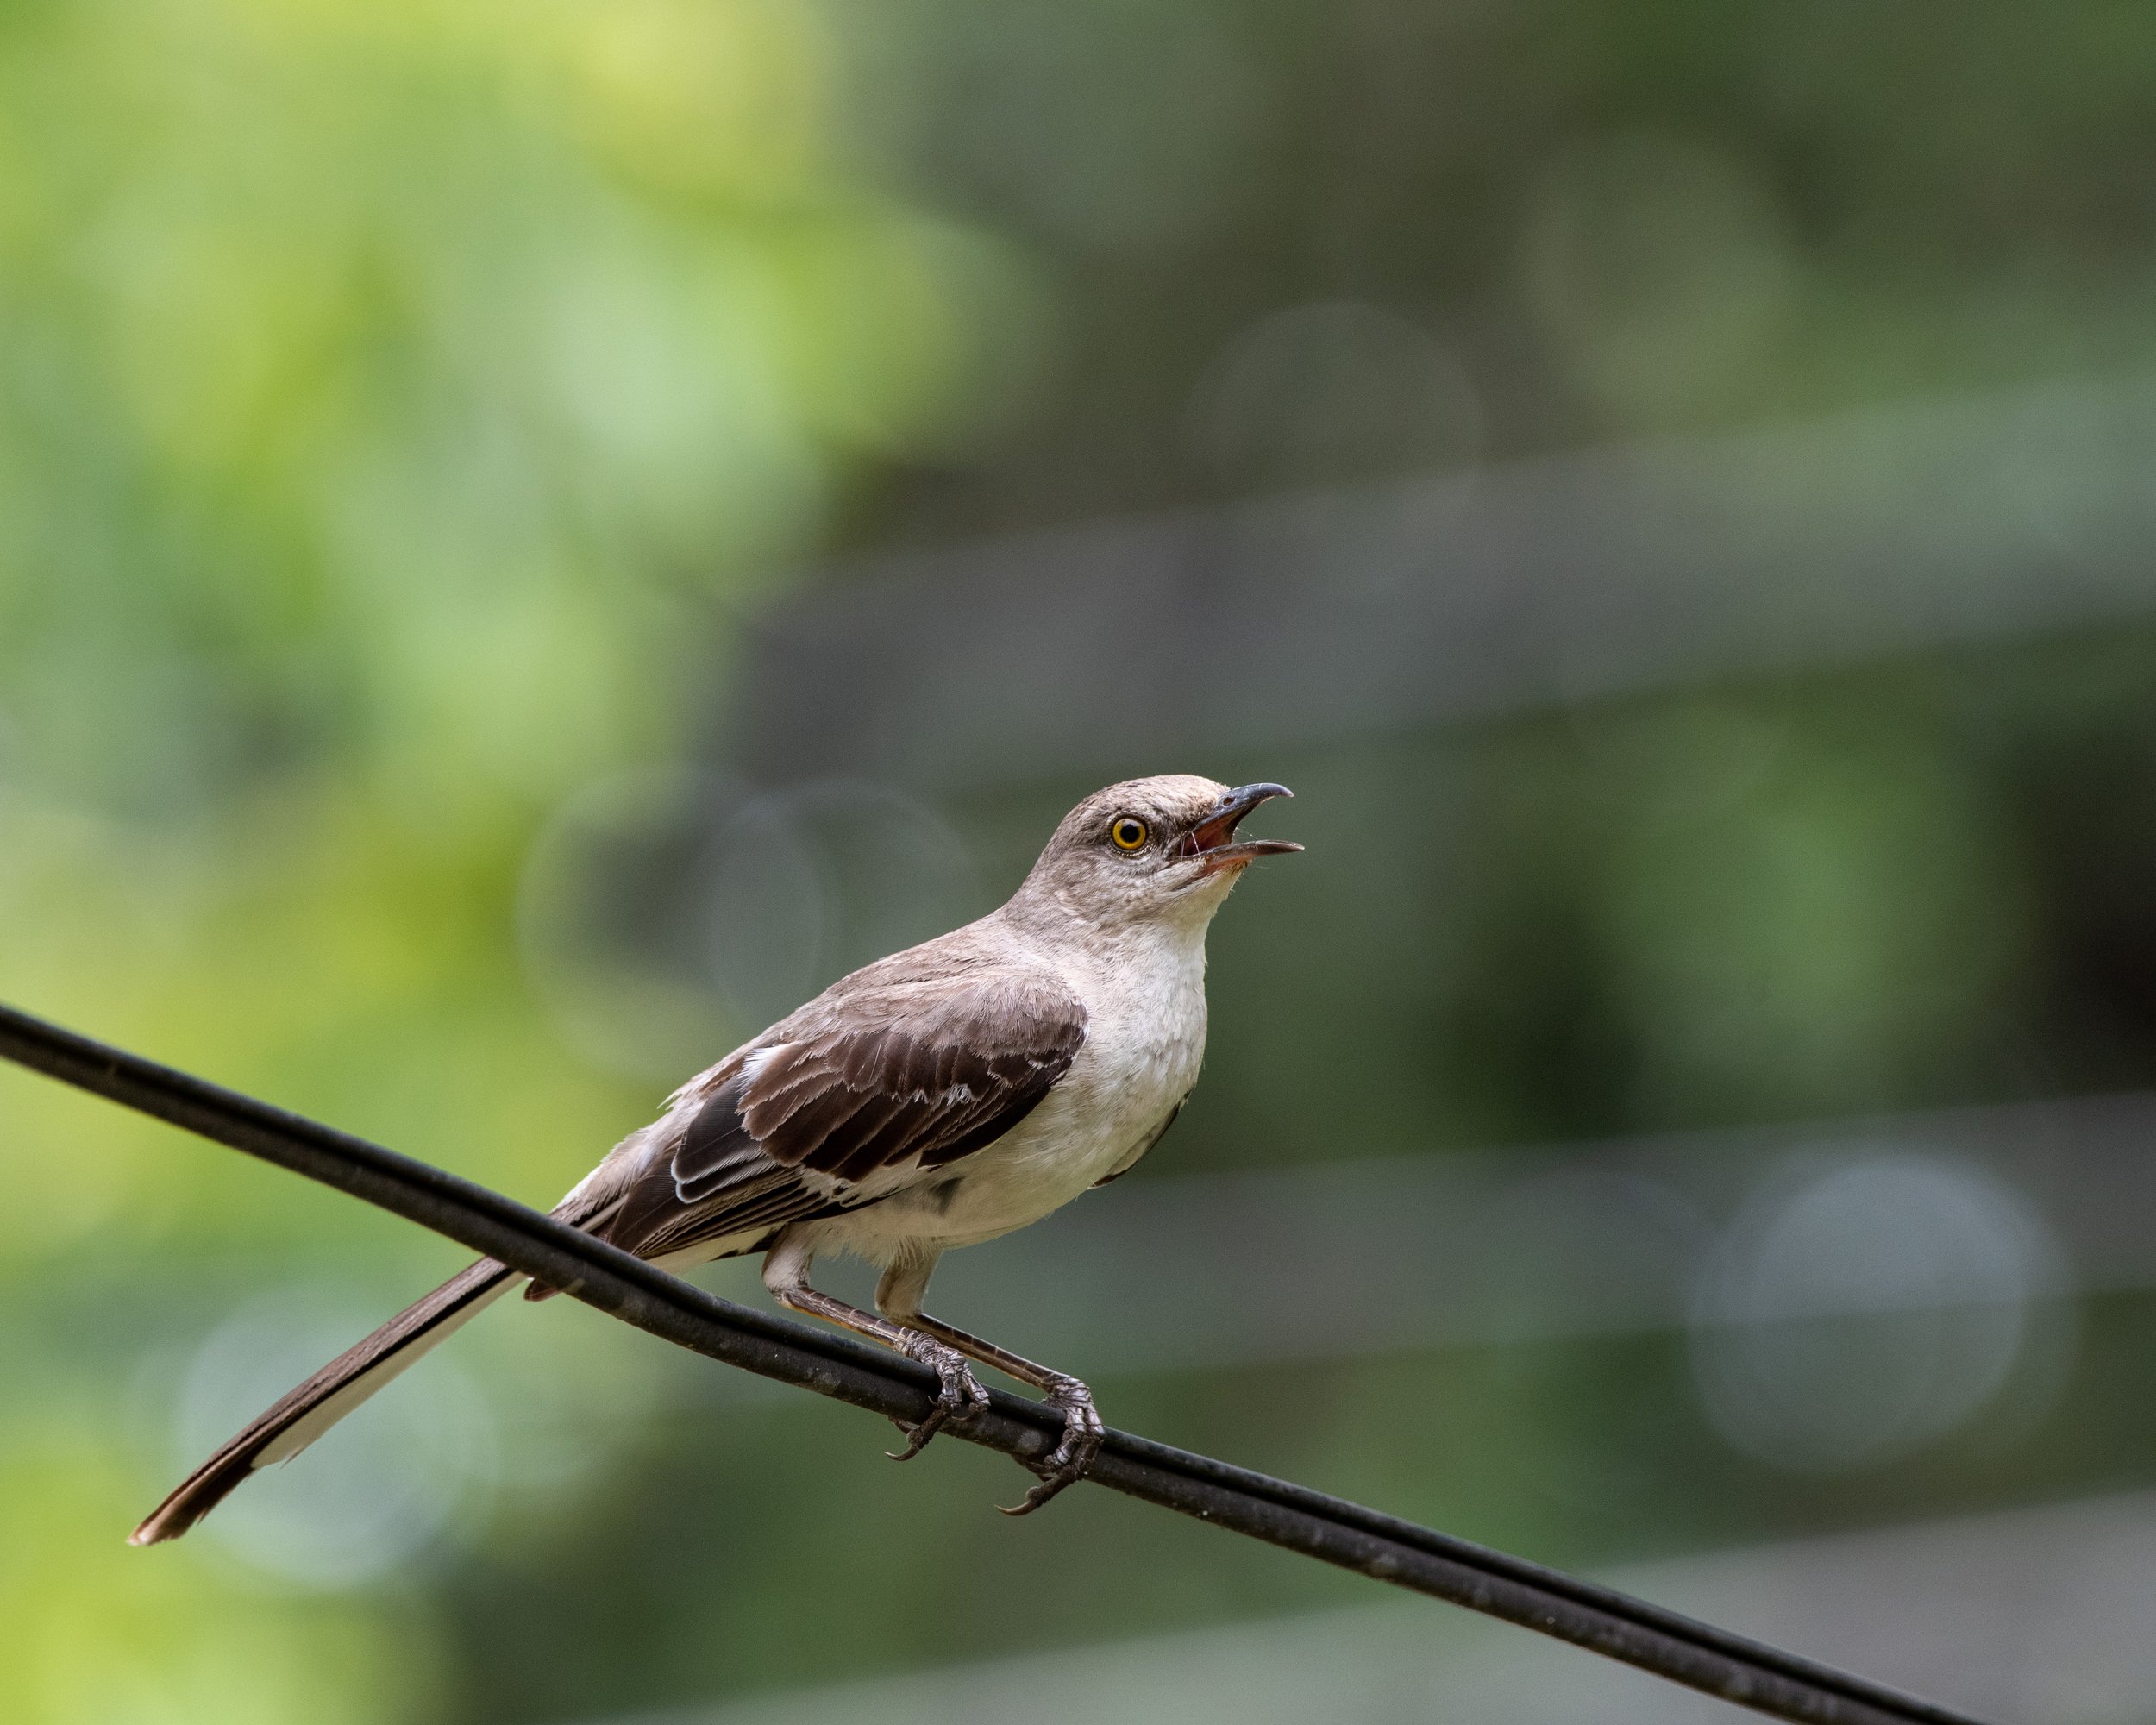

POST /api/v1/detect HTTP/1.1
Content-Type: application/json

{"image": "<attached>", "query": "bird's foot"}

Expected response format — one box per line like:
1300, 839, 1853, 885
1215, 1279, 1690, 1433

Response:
887, 1334, 988, 1462
999, 1375, 1104, 1515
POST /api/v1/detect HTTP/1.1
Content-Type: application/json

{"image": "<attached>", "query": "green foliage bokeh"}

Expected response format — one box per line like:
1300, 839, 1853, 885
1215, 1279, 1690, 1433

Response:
0, 3, 1017, 1719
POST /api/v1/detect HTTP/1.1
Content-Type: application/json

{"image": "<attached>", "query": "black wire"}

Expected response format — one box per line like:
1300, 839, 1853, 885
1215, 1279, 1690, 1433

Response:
0, 1000, 1997, 1725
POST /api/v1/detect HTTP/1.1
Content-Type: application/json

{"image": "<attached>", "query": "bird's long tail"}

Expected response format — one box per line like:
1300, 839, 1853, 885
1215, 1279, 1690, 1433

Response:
129, 1257, 522, 1546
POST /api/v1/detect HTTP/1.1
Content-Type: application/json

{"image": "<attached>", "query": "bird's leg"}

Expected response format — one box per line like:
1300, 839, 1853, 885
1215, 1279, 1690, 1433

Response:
923, 1321, 1103, 1515
762, 1239, 986, 1460
876, 1257, 1105, 1515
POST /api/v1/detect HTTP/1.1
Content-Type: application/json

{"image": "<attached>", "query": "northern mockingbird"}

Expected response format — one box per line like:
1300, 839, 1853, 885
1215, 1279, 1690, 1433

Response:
134, 775, 1298, 1541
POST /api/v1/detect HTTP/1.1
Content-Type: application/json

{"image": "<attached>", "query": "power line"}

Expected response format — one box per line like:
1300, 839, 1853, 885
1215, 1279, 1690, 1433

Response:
0, 1000, 1995, 1725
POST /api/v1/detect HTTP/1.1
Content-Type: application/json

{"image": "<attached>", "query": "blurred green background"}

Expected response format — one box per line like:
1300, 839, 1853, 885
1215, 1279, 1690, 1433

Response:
8, 3, 2156, 1722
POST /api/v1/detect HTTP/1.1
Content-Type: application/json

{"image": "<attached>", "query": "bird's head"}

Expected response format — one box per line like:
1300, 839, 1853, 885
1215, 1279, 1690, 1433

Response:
1015, 775, 1300, 932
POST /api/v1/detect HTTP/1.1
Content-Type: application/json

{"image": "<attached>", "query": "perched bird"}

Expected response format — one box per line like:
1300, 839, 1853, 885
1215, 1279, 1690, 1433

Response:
134, 775, 1299, 1542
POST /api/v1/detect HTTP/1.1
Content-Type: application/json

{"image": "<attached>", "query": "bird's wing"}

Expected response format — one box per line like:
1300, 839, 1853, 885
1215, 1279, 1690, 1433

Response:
593, 969, 1087, 1264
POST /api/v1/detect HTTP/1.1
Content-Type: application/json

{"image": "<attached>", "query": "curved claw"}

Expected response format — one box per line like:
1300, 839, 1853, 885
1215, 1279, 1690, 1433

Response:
998, 1377, 1105, 1515
887, 1335, 987, 1462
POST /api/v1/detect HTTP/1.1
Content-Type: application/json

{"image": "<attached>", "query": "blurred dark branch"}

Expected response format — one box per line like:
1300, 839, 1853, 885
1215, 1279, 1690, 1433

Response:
0, 1000, 1990, 1725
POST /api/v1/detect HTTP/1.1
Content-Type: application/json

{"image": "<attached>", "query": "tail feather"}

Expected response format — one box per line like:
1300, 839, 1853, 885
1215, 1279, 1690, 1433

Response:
130, 1258, 521, 1546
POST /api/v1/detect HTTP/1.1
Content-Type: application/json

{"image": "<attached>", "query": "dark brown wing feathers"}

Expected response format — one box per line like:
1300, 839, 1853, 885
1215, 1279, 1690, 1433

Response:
674, 1076, 762, 1201
592, 974, 1086, 1264
739, 1006, 1084, 1178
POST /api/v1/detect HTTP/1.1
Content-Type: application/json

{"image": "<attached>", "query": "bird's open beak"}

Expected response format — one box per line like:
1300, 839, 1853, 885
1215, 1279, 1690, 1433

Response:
1175, 782, 1302, 870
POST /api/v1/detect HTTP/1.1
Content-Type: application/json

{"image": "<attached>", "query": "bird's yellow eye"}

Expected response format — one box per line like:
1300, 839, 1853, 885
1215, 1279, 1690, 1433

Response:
1110, 816, 1149, 851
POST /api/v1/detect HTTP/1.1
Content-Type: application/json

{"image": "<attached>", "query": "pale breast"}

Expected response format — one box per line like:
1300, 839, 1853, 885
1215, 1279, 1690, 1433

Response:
834, 925, 1211, 1254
